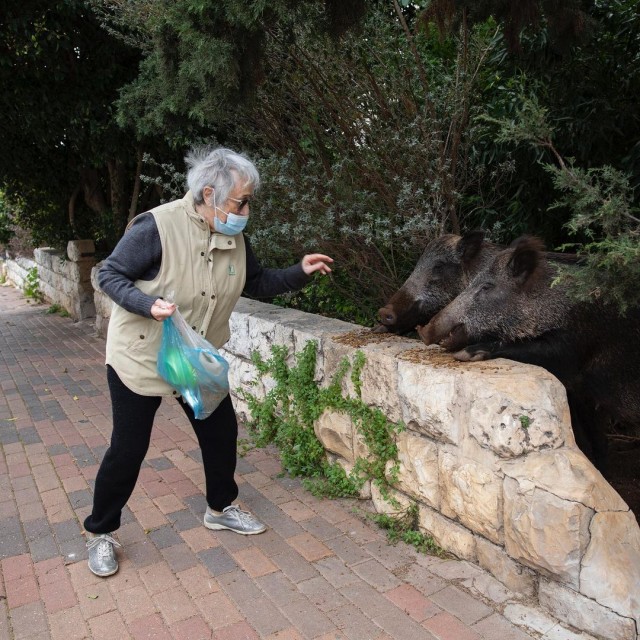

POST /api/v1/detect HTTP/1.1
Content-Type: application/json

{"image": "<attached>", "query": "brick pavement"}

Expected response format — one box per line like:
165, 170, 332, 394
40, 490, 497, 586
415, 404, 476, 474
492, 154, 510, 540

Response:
0, 282, 557, 640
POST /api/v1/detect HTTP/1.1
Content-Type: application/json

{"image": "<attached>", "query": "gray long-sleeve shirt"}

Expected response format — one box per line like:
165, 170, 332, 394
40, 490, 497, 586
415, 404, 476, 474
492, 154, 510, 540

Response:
98, 212, 310, 317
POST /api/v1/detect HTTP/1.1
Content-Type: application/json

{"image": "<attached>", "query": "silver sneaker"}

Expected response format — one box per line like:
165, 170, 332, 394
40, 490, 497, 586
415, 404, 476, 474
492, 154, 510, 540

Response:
86, 533, 121, 577
204, 505, 267, 535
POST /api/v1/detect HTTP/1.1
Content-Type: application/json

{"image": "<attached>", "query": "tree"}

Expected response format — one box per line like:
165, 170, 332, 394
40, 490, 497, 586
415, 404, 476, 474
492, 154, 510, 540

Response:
0, 0, 158, 249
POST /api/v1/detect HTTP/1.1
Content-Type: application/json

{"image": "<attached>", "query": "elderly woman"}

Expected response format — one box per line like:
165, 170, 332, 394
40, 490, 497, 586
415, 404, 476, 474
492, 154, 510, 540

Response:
83, 147, 333, 577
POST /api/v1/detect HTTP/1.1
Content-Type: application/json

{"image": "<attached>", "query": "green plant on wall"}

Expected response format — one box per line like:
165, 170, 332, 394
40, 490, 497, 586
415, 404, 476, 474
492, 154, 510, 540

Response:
241, 340, 444, 554
368, 504, 446, 557
46, 303, 70, 317
241, 341, 405, 501
24, 266, 44, 303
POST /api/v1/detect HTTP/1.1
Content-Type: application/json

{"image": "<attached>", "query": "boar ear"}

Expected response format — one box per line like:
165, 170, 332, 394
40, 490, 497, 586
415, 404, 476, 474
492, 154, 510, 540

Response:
508, 236, 545, 285
457, 230, 485, 263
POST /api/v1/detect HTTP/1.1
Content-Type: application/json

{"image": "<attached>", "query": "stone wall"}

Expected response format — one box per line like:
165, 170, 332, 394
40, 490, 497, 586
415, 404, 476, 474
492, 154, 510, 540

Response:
222, 298, 640, 640
8, 262, 640, 640
2, 253, 36, 290
2, 241, 97, 320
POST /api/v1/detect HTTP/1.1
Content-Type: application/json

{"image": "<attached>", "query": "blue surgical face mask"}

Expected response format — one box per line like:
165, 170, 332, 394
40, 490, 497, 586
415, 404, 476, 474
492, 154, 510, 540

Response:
213, 211, 248, 236
211, 191, 249, 236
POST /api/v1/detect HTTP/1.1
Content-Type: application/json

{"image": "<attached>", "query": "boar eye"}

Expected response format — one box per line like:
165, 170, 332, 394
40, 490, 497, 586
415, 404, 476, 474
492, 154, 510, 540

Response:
480, 282, 494, 292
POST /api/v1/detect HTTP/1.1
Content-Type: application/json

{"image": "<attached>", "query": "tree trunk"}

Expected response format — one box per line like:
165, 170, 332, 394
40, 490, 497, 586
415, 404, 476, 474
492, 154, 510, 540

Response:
80, 168, 109, 215
128, 147, 144, 222
107, 157, 129, 237
68, 183, 82, 237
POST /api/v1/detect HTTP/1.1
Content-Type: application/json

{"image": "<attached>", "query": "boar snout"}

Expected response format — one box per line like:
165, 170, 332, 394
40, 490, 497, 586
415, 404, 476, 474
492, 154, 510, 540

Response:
418, 314, 469, 352
371, 324, 390, 334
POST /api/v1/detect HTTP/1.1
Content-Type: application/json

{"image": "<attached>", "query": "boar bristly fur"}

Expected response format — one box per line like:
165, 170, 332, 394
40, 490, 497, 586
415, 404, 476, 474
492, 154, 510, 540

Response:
375, 231, 497, 334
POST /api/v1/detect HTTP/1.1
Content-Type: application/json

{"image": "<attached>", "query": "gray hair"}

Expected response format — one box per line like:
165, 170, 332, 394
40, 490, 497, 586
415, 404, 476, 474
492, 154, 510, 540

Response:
185, 146, 260, 205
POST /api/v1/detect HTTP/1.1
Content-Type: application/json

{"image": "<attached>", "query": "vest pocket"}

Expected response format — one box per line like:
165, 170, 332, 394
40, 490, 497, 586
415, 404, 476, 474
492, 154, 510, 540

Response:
127, 320, 162, 352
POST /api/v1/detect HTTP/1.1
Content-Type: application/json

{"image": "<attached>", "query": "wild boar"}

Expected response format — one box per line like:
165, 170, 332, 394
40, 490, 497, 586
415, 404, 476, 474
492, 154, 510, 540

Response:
418, 235, 640, 470
374, 231, 498, 334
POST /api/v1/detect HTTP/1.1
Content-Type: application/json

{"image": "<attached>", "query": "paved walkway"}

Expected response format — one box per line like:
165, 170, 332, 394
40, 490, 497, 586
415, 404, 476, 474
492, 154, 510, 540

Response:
0, 282, 568, 640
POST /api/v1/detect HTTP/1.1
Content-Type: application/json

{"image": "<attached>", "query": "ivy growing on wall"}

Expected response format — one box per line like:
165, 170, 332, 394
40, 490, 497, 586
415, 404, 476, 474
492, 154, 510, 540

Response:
241, 339, 445, 555
241, 341, 404, 501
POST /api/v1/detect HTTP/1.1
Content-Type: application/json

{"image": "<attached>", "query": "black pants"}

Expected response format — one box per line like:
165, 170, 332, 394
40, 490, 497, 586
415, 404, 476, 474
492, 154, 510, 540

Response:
83, 366, 239, 534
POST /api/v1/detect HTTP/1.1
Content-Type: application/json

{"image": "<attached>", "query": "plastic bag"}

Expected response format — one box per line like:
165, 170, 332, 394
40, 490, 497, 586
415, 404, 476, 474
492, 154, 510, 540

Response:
157, 309, 229, 419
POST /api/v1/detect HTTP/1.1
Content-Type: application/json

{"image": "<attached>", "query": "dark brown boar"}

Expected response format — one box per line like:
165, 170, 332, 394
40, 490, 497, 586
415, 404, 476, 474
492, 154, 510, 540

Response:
418, 235, 640, 471
374, 232, 578, 334
374, 231, 499, 334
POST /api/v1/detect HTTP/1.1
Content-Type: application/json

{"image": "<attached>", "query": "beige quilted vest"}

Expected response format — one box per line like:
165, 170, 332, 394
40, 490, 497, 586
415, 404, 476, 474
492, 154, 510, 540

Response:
105, 192, 246, 396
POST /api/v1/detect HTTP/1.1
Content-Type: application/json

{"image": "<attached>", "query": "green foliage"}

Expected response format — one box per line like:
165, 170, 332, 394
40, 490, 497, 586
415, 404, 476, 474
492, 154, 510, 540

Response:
368, 504, 446, 557
273, 271, 378, 327
46, 304, 70, 317
548, 163, 640, 313
486, 92, 640, 313
465, 0, 640, 247
242, 9, 512, 314
0, 1, 172, 252
0, 192, 16, 247
24, 267, 44, 303
242, 341, 404, 501
519, 415, 531, 429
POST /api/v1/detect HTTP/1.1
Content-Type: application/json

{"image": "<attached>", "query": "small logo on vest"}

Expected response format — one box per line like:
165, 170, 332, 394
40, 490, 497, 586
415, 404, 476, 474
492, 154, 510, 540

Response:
228, 264, 236, 276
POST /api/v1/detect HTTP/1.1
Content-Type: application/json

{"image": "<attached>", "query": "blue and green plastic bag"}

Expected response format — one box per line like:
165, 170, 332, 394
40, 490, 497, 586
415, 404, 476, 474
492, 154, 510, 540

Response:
157, 309, 229, 419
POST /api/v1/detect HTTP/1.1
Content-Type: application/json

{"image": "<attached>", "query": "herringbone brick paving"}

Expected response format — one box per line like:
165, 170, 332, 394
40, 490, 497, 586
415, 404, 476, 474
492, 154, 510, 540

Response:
0, 282, 565, 639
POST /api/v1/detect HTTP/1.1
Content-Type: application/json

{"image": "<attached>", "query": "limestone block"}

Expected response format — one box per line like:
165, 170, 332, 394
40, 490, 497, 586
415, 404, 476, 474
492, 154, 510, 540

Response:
287, 313, 355, 383
314, 409, 354, 462
439, 451, 503, 544
503, 476, 592, 587
322, 339, 359, 399
333, 456, 371, 499
502, 449, 628, 512
91, 263, 103, 289
226, 353, 264, 425
230, 394, 251, 423
69, 261, 93, 283
391, 430, 439, 509
371, 483, 414, 516
271, 310, 309, 360
34, 247, 60, 270
418, 504, 477, 561
67, 239, 95, 261
62, 275, 76, 295
539, 578, 637, 640
39, 282, 54, 304
397, 360, 461, 444
53, 257, 67, 277
93, 288, 113, 319
464, 364, 569, 457
227, 310, 252, 358
95, 315, 110, 339
580, 511, 640, 623
358, 341, 416, 424
353, 427, 378, 464
225, 353, 264, 400
475, 536, 537, 598
247, 310, 281, 361
503, 603, 559, 636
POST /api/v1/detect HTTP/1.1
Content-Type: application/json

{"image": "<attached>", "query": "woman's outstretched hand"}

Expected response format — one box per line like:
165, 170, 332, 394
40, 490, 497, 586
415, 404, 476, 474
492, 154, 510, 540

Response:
301, 254, 334, 276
